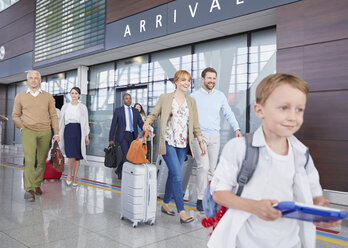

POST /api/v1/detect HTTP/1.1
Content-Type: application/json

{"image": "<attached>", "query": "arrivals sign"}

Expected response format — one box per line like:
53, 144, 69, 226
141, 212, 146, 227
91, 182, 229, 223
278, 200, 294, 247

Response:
106, 0, 300, 49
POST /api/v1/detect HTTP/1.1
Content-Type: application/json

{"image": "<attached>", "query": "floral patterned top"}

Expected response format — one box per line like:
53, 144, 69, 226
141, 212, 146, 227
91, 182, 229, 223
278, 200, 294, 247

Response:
165, 98, 189, 148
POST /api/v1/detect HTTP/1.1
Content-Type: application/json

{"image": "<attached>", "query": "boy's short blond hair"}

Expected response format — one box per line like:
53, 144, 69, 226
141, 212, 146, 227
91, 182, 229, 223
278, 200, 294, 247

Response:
174, 70, 192, 83
256, 73, 309, 105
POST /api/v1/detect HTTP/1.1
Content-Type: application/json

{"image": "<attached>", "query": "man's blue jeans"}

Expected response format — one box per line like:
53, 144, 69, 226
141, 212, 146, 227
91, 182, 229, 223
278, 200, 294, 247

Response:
162, 142, 188, 212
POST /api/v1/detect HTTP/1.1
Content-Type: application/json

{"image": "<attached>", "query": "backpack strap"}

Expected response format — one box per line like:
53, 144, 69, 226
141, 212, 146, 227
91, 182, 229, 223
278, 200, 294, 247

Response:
304, 148, 310, 169
236, 133, 259, 196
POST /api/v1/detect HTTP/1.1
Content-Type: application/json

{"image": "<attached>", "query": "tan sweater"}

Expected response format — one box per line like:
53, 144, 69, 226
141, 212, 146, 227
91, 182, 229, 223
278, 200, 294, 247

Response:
12, 90, 59, 135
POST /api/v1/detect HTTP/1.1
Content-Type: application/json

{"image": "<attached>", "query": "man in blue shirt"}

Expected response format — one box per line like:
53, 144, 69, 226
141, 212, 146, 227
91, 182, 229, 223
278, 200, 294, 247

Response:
191, 67, 242, 211
109, 94, 144, 179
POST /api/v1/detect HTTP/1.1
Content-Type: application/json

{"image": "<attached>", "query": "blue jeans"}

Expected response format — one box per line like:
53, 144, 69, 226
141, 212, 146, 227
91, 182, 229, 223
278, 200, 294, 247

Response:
162, 142, 188, 212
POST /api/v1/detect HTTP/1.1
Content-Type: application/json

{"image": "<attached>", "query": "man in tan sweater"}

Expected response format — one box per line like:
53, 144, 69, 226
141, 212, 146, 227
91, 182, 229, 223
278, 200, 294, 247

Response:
12, 70, 59, 202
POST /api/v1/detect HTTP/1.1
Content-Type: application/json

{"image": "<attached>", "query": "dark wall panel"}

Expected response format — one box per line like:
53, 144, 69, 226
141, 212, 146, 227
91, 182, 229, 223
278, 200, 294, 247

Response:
0, 13, 34, 45
278, 39, 348, 92
0, 0, 35, 61
303, 140, 348, 192
107, 0, 173, 23
277, 46, 303, 77
277, 0, 348, 192
0, 0, 34, 29
303, 39, 348, 92
0, 84, 7, 145
297, 91, 348, 141
277, 0, 348, 49
2, 32, 34, 60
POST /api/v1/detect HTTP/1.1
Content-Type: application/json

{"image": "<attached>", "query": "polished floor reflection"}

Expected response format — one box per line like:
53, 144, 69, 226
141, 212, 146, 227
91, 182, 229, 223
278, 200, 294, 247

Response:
0, 145, 347, 248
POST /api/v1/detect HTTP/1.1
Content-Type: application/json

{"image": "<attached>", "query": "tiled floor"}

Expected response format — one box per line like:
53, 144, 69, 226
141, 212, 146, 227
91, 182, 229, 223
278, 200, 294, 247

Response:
0, 146, 347, 248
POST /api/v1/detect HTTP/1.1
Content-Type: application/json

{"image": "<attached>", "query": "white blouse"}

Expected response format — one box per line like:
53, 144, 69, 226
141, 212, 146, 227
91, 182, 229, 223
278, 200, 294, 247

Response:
165, 98, 189, 148
64, 103, 80, 125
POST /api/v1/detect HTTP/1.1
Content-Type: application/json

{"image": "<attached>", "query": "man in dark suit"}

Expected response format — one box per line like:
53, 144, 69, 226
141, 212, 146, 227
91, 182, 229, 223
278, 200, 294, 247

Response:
109, 93, 144, 179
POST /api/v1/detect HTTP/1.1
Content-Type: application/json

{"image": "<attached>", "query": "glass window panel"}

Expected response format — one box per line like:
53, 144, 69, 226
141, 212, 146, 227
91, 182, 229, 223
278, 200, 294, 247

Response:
193, 34, 248, 148
87, 87, 114, 156
249, 28, 276, 132
14, 81, 28, 144
5, 84, 16, 145
66, 70, 77, 92
151, 47, 191, 82
46, 73, 66, 95
89, 62, 115, 89
116, 55, 149, 86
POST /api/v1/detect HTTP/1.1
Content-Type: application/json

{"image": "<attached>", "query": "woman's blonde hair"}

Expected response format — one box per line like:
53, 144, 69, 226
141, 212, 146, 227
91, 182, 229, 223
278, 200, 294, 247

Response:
174, 70, 192, 83
256, 73, 309, 105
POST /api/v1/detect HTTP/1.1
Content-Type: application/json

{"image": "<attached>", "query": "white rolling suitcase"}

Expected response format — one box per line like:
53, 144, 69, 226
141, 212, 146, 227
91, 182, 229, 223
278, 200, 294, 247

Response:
120, 161, 157, 227
156, 154, 194, 198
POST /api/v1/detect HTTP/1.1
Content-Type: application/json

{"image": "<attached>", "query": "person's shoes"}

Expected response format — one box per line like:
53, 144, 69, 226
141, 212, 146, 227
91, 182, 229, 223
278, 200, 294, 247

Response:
115, 170, 122, 180
24, 191, 35, 202
34, 187, 42, 195
196, 199, 204, 212
66, 180, 72, 186
72, 182, 78, 187
161, 206, 175, 216
180, 216, 194, 224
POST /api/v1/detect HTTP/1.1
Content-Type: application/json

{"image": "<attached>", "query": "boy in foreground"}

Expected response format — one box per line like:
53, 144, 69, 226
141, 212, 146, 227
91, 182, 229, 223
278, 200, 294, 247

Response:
207, 73, 340, 248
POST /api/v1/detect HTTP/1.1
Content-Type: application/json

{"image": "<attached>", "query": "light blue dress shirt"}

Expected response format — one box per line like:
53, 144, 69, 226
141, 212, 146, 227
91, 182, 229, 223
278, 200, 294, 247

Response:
124, 105, 133, 132
191, 88, 240, 136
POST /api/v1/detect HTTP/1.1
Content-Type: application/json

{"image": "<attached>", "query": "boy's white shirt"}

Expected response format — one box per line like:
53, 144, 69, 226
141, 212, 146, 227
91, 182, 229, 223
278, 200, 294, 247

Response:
208, 126, 323, 248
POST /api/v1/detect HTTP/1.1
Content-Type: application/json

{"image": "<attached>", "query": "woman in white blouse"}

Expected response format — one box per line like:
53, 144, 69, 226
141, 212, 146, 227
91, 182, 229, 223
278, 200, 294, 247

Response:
143, 70, 206, 224
59, 87, 90, 186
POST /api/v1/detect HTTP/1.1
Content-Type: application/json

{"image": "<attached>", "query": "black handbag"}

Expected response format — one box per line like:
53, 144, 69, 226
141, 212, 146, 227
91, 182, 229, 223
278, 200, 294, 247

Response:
104, 145, 117, 168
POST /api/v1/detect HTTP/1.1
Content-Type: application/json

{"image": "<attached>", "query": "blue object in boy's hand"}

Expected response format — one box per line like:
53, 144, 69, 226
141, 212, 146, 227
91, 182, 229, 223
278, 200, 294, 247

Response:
203, 184, 221, 218
274, 201, 348, 222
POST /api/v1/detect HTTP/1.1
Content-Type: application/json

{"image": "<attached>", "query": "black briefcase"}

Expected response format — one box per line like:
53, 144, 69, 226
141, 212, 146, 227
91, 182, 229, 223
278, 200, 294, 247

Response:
104, 145, 117, 168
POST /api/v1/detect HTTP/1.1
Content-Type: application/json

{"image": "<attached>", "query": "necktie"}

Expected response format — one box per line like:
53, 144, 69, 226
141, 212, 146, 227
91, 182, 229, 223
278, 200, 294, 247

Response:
128, 106, 133, 132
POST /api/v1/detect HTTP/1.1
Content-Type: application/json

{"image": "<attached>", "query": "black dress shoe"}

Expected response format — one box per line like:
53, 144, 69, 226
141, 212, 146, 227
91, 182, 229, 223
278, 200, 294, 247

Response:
161, 206, 175, 216
180, 216, 194, 224
115, 171, 122, 179
196, 199, 203, 212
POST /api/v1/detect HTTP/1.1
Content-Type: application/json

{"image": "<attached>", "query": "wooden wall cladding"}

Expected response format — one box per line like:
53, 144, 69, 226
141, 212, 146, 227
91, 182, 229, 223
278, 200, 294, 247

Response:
277, 0, 348, 49
278, 39, 348, 92
0, 0, 35, 61
1, 32, 34, 61
0, 0, 34, 29
0, 14, 34, 45
0, 84, 6, 115
303, 39, 348, 92
0, 85, 6, 145
297, 90, 348, 141
302, 140, 348, 192
107, 0, 173, 23
277, 0, 348, 192
277, 46, 303, 77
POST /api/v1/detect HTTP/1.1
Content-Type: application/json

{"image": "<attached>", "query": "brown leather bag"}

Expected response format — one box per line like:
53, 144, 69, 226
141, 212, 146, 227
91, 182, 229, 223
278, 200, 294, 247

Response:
49, 141, 65, 172
127, 130, 149, 164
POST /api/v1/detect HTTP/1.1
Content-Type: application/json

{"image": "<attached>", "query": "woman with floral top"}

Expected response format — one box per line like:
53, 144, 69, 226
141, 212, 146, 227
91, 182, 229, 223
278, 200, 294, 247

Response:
143, 70, 206, 224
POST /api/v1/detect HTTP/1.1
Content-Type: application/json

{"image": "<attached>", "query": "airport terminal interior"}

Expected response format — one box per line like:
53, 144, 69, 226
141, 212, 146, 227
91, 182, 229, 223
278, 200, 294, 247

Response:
1, 0, 348, 247
0, 146, 348, 248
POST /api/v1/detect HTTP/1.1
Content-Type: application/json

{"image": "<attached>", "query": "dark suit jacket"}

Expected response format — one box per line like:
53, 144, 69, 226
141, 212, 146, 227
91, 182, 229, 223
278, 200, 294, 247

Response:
109, 106, 144, 143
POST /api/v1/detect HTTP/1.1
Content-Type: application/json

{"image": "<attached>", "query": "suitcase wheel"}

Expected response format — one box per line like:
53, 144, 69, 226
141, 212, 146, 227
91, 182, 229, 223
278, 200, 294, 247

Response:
120, 216, 124, 220
149, 219, 155, 226
132, 222, 138, 228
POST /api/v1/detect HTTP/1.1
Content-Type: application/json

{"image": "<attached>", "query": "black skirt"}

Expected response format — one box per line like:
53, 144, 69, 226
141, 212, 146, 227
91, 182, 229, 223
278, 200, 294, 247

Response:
64, 123, 83, 160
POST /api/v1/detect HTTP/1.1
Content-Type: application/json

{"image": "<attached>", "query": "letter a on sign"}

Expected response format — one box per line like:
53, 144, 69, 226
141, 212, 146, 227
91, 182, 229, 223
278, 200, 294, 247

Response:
124, 25, 131, 37
210, 0, 221, 13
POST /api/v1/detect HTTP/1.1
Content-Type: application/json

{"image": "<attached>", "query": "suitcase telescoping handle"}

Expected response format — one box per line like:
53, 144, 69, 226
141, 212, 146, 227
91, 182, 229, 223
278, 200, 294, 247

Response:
149, 126, 154, 164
